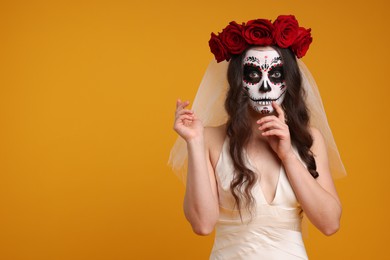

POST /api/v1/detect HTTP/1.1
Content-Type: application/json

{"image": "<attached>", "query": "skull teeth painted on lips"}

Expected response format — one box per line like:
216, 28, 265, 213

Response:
248, 90, 286, 106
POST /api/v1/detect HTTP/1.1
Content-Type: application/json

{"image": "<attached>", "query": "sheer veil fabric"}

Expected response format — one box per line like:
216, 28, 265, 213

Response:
168, 59, 346, 183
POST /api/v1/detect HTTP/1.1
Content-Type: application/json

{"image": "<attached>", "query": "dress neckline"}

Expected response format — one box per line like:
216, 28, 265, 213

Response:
215, 137, 283, 206
244, 149, 283, 206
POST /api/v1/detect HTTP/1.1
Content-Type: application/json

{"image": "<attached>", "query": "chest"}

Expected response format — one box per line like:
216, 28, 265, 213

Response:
215, 140, 300, 209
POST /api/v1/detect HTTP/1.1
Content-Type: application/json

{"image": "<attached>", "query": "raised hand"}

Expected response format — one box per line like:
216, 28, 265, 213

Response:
173, 99, 204, 142
257, 101, 294, 160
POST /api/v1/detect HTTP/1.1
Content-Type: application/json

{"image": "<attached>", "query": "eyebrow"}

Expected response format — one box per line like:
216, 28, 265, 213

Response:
244, 56, 260, 64
270, 56, 282, 66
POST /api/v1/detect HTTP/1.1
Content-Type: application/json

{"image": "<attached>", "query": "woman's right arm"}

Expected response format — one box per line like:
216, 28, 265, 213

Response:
174, 99, 219, 236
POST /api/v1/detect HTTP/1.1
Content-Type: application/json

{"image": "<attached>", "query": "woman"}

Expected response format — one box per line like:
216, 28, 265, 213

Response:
170, 16, 345, 259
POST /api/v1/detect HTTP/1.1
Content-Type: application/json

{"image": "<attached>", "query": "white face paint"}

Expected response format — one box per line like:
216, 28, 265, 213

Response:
242, 48, 286, 114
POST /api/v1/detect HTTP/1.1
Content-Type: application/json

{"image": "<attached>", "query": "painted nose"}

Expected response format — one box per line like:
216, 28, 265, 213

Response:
259, 80, 271, 93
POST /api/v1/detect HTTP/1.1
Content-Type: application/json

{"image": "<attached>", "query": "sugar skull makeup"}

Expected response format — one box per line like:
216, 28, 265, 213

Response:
242, 48, 286, 114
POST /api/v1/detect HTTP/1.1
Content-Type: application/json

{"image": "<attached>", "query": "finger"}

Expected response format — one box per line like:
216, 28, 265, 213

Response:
261, 129, 287, 138
178, 114, 194, 121
272, 101, 285, 121
175, 109, 194, 118
174, 115, 194, 128
175, 114, 191, 124
176, 108, 193, 114
257, 115, 279, 125
176, 99, 190, 110
176, 99, 182, 109
258, 120, 285, 131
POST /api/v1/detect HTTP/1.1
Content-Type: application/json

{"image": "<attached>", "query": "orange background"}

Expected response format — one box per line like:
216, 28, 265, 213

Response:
0, 0, 389, 259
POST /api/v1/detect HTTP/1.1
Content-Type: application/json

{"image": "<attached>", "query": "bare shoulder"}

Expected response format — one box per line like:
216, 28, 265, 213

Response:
309, 127, 323, 140
204, 124, 227, 169
309, 127, 327, 155
309, 127, 333, 181
204, 124, 226, 143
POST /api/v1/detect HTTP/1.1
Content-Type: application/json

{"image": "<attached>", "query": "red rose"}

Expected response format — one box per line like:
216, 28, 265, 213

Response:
291, 27, 313, 58
209, 32, 230, 62
273, 15, 299, 48
219, 21, 248, 54
242, 19, 274, 46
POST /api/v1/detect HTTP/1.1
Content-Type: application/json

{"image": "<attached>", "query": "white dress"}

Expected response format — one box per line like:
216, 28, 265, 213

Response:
210, 138, 308, 260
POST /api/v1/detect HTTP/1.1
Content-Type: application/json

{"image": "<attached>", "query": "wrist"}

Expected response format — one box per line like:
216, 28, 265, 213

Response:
186, 135, 205, 145
280, 149, 297, 163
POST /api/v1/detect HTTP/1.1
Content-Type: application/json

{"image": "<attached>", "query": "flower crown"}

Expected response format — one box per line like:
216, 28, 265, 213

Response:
209, 15, 313, 62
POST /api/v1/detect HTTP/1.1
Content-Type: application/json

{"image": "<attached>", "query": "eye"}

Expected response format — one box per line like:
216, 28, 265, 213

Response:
271, 71, 282, 78
268, 67, 284, 84
249, 71, 260, 79
243, 64, 261, 84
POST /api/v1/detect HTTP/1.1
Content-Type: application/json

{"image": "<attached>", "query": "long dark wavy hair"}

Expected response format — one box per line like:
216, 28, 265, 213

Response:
225, 46, 319, 218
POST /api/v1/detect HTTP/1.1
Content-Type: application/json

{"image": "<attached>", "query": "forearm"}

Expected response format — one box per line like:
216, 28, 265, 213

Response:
282, 153, 341, 235
183, 137, 219, 235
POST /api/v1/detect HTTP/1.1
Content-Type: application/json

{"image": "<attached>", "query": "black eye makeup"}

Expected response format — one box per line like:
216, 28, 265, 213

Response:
243, 64, 261, 84
268, 66, 284, 84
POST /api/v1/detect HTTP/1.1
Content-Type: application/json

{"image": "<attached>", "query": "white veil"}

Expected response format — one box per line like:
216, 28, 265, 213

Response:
168, 59, 346, 183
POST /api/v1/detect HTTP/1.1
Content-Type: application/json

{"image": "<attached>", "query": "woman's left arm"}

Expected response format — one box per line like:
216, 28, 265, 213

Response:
259, 102, 341, 236
281, 127, 341, 235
